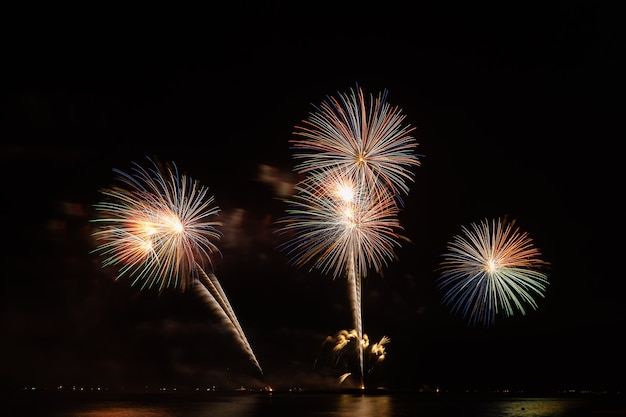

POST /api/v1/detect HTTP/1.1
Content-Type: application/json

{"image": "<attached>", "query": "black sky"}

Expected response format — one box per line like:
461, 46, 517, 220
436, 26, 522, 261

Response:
1, 2, 622, 393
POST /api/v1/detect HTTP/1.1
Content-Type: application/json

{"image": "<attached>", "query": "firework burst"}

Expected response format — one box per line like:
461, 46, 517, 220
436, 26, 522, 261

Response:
279, 85, 420, 389
436, 217, 550, 327
91, 158, 221, 292
276, 169, 407, 281
290, 85, 421, 203
91, 157, 263, 375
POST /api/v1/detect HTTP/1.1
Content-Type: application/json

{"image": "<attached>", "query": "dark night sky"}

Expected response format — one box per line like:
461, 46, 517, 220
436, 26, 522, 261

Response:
1, 2, 622, 393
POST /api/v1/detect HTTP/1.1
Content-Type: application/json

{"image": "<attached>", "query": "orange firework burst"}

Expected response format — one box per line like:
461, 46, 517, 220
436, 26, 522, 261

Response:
92, 157, 221, 292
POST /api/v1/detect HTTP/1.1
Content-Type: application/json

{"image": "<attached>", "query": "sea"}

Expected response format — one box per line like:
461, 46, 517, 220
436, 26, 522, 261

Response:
5, 390, 626, 417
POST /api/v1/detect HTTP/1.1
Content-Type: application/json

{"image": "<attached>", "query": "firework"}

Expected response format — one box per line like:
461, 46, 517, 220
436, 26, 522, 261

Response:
280, 85, 419, 388
316, 329, 390, 385
277, 169, 407, 280
91, 157, 263, 375
290, 84, 421, 203
277, 167, 407, 388
436, 217, 550, 327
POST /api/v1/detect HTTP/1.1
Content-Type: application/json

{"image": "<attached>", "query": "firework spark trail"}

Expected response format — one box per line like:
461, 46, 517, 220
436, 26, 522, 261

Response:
197, 268, 262, 373
91, 157, 263, 376
346, 247, 363, 387
194, 272, 262, 373
197, 268, 242, 334
437, 217, 550, 327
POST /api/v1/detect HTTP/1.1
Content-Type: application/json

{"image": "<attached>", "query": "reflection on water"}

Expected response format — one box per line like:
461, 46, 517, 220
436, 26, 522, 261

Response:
490, 398, 584, 417
68, 402, 178, 417
10, 392, 626, 417
335, 394, 392, 417
58, 396, 258, 417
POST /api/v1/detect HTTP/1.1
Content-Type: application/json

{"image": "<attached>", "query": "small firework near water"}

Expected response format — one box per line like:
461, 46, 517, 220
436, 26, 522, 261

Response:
91, 157, 263, 376
314, 329, 390, 387
436, 217, 550, 327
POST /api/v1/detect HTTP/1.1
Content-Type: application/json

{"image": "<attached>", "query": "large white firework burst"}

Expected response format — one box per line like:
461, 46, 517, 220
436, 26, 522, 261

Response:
290, 85, 421, 203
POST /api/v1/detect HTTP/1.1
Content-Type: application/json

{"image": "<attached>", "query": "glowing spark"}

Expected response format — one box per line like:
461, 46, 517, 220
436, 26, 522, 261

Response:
338, 373, 351, 385
436, 217, 550, 327
335, 182, 355, 203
